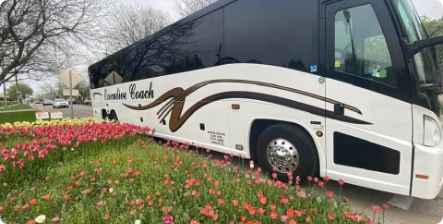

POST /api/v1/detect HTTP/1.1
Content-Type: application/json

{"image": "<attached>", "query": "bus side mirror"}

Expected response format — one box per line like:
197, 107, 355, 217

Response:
405, 36, 443, 59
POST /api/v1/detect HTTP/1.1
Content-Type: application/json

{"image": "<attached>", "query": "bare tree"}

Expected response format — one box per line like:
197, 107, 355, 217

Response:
0, 0, 114, 85
38, 80, 57, 99
174, 0, 218, 18
103, 4, 171, 54
77, 79, 90, 100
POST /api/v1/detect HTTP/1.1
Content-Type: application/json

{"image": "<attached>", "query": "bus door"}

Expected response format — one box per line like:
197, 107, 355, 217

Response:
323, 0, 413, 195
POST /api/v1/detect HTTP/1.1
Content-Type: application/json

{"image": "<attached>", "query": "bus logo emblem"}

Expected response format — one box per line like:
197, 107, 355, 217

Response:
318, 77, 325, 84
310, 65, 318, 73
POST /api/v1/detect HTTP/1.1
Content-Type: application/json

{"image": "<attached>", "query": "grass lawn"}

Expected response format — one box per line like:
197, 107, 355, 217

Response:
0, 121, 370, 224
0, 104, 32, 112
0, 111, 36, 124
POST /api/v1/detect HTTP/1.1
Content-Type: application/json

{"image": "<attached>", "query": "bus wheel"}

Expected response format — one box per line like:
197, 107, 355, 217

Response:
109, 111, 118, 122
257, 124, 318, 183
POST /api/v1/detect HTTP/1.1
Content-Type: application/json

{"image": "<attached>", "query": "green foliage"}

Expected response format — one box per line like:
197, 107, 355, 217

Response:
0, 100, 13, 106
0, 104, 31, 112
422, 17, 443, 71
78, 80, 91, 100
7, 83, 34, 100
0, 111, 36, 124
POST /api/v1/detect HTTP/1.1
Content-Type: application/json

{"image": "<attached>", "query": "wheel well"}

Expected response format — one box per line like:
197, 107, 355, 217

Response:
103, 109, 118, 121
110, 110, 118, 120
249, 119, 318, 163
101, 109, 108, 119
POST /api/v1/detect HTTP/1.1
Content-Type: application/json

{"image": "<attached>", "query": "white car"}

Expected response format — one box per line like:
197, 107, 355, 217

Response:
53, 99, 69, 108
42, 99, 53, 106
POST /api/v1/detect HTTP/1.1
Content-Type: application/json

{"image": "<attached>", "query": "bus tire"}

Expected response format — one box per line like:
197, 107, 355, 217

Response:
109, 111, 118, 122
102, 111, 108, 120
256, 124, 318, 183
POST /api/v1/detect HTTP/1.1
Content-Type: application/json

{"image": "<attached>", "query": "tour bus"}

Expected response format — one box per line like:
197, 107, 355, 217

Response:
89, 0, 443, 199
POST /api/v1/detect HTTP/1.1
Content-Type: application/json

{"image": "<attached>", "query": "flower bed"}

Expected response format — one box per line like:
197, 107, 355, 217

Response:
0, 119, 387, 224
0, 118, 103, 128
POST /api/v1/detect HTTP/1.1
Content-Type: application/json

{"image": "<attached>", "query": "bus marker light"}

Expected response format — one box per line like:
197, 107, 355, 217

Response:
415, 174, 429, 180
316, 131, 323, 137
106, 104, 109, 107
236, 145, 244, 150
232, 104, 240, 110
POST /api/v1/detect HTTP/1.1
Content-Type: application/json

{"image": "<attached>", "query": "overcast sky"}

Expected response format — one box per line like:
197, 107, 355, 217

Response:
127, 0, 443, 19
413, 0, 443, 19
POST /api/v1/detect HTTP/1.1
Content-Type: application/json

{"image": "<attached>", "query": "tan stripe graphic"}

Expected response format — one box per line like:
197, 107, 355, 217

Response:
155, 79, 362, 116
122, 79, 368, 132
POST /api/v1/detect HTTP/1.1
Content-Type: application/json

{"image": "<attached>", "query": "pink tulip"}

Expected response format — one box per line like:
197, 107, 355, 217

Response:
164, 215, 173, 224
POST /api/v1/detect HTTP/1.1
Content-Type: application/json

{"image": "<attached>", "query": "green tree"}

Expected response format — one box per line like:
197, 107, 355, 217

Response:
7, 83, 34, 101
78, 80, 91, 101
422, 16, 443, 70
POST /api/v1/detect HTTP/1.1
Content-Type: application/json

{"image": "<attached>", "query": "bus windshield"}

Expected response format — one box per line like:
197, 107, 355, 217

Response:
392, 0, 441, 115
393, 0, 440, 85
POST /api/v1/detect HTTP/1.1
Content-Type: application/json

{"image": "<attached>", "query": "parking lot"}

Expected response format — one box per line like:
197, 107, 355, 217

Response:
323, 179, 443, 223
35, 104, 93, 119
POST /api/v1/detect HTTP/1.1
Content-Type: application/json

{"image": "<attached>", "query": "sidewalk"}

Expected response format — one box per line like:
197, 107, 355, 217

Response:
0, 108, 40, 114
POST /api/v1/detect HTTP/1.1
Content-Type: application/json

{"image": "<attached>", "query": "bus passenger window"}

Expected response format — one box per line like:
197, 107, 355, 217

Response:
334, 4, 397, 87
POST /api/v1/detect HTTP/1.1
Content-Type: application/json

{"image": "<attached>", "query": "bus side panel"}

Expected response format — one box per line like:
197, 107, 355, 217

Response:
228, 100, 327, 176
170, 64, 326, 173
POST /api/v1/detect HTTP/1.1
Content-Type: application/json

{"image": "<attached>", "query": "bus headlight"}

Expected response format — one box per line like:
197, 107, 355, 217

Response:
424, 115, 441, 147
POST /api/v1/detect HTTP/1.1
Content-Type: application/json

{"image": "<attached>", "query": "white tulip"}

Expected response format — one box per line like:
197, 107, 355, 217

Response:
35, 215, 46, 223
109, 188, 114, 193
134, 220, 141, 224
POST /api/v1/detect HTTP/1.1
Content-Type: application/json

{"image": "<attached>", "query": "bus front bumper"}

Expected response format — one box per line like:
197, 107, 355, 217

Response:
411, 142, 443, 199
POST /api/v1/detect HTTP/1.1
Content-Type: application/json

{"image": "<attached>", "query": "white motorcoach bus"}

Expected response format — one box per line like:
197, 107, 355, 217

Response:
89, 0, 443, 199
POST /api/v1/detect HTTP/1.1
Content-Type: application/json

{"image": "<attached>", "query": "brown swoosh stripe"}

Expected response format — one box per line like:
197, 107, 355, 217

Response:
124, 91, 372, 132
124, 87, 184, 110
93, 92, 103, 99
155, 79, 362, 117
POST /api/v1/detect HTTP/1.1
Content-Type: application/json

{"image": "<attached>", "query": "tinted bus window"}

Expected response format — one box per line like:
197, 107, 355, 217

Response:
223, 0, 317, 72
130, 9, 224, 81
334, 4, 397, 87
89, 9, 223, 89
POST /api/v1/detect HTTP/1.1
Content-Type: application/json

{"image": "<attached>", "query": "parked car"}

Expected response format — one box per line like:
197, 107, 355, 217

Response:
34, 101, 41, 104
53, 99, 69, 108
83, 100, 91, 106
68, 99, 77, 105
42, 99, 53, 106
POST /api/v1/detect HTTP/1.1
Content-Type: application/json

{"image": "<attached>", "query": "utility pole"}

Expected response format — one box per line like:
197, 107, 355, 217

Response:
1, 66, 6, 107
59, 80, 62, 98
69, 69, 74, 119
2, 82, 6, 107
15, 72, 20, 105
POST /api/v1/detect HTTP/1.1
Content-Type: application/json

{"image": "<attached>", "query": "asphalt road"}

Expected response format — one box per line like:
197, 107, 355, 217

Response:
33, 103, 443, 223
323, 178, 443, 224
35, 104, 93, 119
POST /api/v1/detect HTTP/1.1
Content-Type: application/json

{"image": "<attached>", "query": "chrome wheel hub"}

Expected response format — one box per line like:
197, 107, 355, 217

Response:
266, 138, 299, 173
